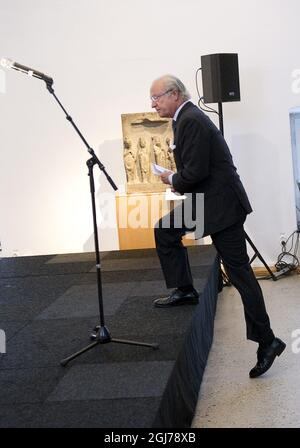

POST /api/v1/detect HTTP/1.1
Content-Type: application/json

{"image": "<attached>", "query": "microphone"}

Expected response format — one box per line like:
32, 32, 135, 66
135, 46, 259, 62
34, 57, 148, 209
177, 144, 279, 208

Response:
0, 58, 53, 86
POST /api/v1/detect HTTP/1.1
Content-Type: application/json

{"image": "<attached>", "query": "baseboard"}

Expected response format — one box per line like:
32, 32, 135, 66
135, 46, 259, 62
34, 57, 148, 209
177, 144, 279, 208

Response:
252, 266, 300, 277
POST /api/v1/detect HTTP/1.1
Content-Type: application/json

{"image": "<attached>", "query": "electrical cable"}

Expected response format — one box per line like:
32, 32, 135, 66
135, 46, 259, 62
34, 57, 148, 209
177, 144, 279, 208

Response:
195, 67, 219, 115
275, 230, 300, 274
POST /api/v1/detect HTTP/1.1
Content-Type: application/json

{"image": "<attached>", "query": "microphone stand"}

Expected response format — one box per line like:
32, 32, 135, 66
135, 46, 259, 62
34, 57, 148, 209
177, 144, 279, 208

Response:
217, 103, 277, 282
43, 80, 158, 366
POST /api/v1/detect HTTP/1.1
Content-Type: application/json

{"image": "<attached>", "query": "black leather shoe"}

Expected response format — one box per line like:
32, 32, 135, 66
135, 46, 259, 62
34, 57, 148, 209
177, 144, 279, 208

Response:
249, 337, 286, 378
153, 288, 199, 308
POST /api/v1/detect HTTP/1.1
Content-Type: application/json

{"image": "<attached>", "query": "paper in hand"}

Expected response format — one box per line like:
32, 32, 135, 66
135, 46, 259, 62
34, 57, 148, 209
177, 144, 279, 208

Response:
152, 163, 172, 176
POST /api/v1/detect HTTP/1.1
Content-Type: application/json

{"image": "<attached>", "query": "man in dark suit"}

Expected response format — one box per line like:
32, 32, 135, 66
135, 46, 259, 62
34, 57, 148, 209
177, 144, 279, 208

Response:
150, 74, 285, 378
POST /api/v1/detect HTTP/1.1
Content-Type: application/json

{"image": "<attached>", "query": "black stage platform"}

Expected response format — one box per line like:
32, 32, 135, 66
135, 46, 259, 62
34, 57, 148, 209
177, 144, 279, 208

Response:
0, 245, 219, 428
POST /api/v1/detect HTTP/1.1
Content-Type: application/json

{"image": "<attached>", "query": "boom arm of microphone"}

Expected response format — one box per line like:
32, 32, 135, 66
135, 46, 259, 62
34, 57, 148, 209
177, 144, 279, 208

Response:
0, 58, 53, 86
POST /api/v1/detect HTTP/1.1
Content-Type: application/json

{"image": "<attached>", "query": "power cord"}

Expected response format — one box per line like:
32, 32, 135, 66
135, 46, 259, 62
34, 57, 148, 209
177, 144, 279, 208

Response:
195, 67, 219, 115
275, 230, 300, 275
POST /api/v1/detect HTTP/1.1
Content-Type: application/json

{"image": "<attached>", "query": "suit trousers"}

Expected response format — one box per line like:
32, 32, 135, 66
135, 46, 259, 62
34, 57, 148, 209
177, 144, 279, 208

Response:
155, 210, 275, 344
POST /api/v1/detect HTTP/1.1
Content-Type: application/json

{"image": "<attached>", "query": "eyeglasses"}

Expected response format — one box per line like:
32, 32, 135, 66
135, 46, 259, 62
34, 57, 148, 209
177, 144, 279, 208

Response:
150, 89, 173, 102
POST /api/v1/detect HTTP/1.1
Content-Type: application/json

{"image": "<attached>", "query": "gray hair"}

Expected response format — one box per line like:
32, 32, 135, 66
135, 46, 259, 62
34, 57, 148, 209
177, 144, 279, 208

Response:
159, 75, 191, 101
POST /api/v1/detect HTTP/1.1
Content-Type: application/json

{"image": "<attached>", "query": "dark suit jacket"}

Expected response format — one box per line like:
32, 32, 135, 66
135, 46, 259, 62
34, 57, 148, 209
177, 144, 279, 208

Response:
172, 102, 252, 237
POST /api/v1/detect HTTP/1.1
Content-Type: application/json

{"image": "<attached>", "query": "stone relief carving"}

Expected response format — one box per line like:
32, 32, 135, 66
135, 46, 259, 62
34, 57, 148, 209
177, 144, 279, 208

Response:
121, 112, 176, 193
137, 137, 150, 183
123, 137, 138, 184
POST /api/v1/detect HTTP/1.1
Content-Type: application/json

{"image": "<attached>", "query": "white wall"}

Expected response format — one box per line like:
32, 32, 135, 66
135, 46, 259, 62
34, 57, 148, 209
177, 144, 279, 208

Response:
0, 0, 299, 263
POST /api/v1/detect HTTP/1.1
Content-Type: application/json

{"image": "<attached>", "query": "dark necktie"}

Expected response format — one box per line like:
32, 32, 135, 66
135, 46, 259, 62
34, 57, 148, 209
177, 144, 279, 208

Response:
172, 119, 177, 135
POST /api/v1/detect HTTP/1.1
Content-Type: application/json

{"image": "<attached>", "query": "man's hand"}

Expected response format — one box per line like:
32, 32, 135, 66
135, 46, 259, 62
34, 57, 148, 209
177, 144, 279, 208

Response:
159, 170, 173, 185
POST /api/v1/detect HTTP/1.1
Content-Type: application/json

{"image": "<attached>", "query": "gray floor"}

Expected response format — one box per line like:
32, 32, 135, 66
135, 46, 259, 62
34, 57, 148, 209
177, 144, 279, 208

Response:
192, 273, 300, 428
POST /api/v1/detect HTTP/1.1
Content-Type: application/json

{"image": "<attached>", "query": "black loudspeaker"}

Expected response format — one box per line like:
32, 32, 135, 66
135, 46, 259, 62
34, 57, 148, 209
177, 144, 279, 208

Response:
201, 53, 241, 103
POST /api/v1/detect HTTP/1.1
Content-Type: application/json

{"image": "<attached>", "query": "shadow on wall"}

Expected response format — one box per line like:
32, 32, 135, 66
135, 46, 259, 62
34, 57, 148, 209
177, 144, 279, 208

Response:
83, 138, 125, 252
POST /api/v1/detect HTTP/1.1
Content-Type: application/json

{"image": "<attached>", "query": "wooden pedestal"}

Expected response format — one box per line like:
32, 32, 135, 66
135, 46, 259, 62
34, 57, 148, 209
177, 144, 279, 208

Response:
116, 192, 197, 250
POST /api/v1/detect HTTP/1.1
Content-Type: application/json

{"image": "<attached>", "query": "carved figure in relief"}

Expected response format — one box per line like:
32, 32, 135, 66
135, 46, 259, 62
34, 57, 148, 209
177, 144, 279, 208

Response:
138, 137, 150, 183
164, 137, 172, 170
123, 137, 138, 183
152, 136, 165, 167
165, 136, 176, 172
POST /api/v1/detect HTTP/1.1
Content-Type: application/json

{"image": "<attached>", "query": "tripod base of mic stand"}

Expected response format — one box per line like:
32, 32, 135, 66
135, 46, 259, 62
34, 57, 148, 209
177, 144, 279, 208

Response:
60, 325, 159, 367
245, 232, 277, 281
